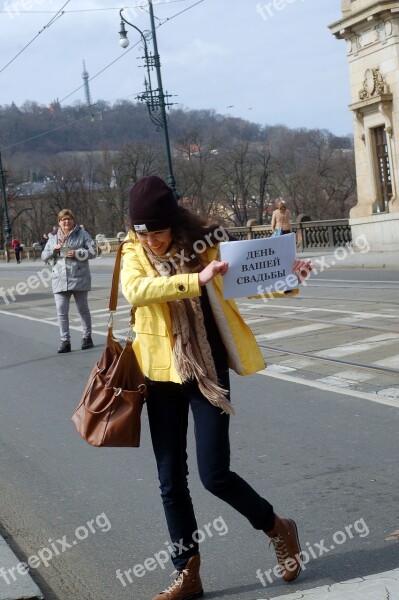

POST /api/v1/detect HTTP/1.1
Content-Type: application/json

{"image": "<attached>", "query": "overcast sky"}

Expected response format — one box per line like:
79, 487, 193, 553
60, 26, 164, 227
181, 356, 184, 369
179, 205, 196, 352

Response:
0, 0, 353, 137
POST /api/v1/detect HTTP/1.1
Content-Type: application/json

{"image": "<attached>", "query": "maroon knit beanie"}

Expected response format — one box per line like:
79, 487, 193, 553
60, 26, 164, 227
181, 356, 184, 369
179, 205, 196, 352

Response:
129, 176, 179, 232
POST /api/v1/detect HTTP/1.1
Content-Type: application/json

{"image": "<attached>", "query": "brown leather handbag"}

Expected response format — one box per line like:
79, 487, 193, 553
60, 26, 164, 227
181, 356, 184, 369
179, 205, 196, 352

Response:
71, 242, 148, 447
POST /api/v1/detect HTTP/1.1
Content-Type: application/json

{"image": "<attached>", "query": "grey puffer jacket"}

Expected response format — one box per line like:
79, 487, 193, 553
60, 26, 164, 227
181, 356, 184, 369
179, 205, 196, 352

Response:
41, 226, 96, 293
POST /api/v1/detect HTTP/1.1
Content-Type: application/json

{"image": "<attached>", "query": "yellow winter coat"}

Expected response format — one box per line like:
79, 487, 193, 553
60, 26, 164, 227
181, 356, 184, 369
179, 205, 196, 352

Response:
121, 233, 293, 383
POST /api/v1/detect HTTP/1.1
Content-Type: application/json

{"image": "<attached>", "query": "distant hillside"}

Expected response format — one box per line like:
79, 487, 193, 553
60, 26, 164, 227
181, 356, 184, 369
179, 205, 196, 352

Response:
0, 99, 352, 159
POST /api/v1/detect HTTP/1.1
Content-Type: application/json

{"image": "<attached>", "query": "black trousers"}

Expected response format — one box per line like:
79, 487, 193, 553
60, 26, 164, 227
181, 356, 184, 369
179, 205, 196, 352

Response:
146, 371, 275, 569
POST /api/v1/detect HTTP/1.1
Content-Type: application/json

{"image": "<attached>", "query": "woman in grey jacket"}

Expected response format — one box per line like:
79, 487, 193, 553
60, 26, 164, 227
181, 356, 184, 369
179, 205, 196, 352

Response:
41, 209, 96, 353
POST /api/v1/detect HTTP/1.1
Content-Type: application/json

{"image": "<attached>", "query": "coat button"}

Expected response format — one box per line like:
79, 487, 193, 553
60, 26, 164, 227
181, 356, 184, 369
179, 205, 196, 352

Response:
178, 284, 186, 292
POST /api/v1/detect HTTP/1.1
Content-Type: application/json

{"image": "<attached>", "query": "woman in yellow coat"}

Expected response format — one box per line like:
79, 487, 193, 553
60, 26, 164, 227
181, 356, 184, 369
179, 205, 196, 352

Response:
121, 176, 311, 600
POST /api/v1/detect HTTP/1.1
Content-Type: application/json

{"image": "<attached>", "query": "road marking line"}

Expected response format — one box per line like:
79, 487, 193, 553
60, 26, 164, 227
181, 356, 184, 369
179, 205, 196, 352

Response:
315, 333, 399, 358
374, 354, 399, 369
0, 310, 120, 338
2, 309, 397, 407
317, 370, 375, 387
258, 369, 399, 408
257, 323, 332, 341
245, 317, 272, 324
377, 388, 399, 400
240, 302, 397, 320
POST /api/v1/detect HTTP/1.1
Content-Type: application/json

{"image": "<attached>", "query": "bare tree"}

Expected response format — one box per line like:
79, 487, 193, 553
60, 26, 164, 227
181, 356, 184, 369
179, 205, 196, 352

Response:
273, 129, 357, 219
215, 141, 274, 225
97, 143, 163, 234
174, 129, 223, 218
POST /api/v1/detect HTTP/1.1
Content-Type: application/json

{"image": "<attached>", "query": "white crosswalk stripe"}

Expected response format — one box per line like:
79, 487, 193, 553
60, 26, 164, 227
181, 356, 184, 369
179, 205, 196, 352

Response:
374, 354, 399, 369
315, 333, 399, 358
257, 323, 332, 341
317, 370, 375, 388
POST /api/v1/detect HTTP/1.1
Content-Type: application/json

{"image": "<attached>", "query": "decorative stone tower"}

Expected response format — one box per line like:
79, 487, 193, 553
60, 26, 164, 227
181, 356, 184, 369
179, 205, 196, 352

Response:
330, 0, 399, 250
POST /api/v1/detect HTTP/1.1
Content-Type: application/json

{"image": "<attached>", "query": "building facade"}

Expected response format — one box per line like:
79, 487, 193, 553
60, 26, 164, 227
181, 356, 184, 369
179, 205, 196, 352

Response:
330, 0, 399, 250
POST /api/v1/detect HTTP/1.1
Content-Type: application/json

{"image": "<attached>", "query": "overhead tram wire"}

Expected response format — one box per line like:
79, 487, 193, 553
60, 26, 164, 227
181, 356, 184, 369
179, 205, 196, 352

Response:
0, 0, 71, 76
154, 0, 205, 25
0, 1, 195, 15
0, 114, 99, 152
60, 0, 205, 105
1, 0, 205, 106
0, 96, 143, 153
58, 40, 141, 105
0, 0, 206, 152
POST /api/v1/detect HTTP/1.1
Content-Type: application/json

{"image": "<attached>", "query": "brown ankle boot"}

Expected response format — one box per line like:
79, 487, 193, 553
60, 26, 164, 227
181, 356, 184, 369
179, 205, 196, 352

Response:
265, 516, 302, 582
151, 553, 204, 600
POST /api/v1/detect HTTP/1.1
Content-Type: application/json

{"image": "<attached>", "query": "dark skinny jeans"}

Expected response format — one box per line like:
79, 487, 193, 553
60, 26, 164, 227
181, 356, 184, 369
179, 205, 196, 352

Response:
146, 370, 275, 570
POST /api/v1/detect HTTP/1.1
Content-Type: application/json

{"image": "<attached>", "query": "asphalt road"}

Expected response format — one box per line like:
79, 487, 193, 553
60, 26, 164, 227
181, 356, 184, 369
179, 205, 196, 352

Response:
0, 262, 398, 599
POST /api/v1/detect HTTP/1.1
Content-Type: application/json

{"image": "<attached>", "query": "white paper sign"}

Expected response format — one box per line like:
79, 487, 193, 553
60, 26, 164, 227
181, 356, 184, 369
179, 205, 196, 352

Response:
219, 234, 297, 299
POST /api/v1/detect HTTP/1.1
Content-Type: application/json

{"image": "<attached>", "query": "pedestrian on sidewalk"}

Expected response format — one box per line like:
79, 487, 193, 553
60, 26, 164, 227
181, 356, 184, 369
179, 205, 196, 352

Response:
121, 176, 312, 600
11, 237, 22, 263
41, 209, 96, 354
271, 199, 292, 235
39, 232, 49, 250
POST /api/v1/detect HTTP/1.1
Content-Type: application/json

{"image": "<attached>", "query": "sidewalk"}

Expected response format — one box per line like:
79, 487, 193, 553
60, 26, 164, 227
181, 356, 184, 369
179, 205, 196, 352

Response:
297, 248, 398, 269
0, 249, 398, 270
0, 535, 43, 600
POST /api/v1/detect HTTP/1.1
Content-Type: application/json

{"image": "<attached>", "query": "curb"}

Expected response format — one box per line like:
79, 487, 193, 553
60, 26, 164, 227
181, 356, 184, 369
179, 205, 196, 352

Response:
0, 254, 398, 271
296, 250, 399, 270
0, 535, 44, 600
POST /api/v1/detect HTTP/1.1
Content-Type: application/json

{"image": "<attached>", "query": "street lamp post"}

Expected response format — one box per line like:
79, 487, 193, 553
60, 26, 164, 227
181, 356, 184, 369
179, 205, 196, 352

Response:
0, 150, 12, 262
119, 1, 178, 197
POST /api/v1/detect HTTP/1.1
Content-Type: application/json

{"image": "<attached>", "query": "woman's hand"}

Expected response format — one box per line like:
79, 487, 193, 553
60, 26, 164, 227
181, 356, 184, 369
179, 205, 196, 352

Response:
292, 259, 313, 284
199, 260, 229, 286
66, 249, 75, 258
53, 244, 61, 254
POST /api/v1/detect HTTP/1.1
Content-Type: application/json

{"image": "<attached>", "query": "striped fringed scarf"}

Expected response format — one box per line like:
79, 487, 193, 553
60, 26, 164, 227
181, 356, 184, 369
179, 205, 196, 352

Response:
144, 245, 234, 415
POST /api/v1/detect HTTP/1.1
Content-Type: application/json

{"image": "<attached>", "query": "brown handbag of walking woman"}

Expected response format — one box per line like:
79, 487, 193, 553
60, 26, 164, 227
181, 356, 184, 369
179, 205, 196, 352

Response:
71, 242, 148, 447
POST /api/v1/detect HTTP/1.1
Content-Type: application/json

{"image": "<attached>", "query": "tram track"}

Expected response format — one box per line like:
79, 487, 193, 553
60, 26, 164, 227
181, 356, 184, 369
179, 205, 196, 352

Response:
257, 343, 399, 376
240, 300, 399, 380
279, 295, 399, 307
241, 310, 399, 335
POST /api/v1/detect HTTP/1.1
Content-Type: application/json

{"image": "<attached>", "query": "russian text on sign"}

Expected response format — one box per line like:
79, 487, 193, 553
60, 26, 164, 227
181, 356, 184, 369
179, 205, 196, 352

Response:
220, 234, 296, 299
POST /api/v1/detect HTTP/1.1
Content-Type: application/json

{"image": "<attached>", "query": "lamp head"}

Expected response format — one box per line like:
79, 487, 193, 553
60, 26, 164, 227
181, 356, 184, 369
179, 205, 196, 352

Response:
119, 21, 129, 48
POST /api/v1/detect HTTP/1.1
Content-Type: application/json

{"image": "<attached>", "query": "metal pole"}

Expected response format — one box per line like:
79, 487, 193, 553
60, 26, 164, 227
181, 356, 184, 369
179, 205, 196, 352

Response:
148, 0, 177, 197
0, 151, 12, 262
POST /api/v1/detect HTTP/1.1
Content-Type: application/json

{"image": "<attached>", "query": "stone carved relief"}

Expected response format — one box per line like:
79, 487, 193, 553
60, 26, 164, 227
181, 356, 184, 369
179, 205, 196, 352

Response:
351, 20, 392, 52
385, 20, 393, 37
374, 22, 385, 43
347, 34, 361, 54
374, 20, 393, 43
359, 68, 389, 100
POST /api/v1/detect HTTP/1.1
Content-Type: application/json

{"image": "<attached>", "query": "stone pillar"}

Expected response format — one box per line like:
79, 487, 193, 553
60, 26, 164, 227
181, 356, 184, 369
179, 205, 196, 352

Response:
330, 0, 399, 250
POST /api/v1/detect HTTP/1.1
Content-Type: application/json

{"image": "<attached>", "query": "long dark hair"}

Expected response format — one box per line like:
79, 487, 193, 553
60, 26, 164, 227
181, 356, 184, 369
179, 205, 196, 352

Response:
171, 207, 228, 270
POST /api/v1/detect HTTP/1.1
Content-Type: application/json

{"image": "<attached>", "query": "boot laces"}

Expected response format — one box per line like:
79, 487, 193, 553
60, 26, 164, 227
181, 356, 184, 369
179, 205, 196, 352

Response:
162, 568, 189, 594
269, 534, 290, 564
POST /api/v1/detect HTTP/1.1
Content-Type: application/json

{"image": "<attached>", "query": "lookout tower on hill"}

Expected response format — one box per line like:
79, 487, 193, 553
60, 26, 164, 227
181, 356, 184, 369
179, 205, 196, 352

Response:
330, 0, 399, 250
82, 60, 92, 107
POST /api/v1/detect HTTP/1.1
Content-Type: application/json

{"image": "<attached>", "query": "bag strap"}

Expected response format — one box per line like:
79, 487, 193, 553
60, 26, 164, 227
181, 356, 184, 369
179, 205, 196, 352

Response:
108, 240, 136, 329
109, 241, 126, 312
